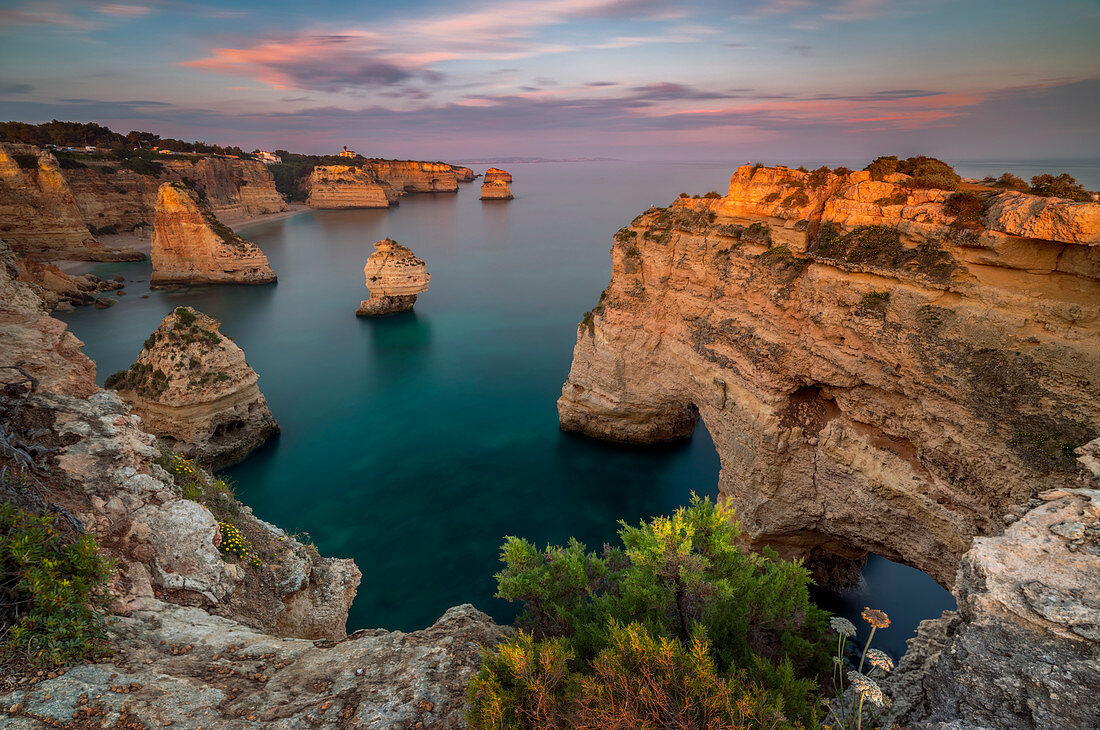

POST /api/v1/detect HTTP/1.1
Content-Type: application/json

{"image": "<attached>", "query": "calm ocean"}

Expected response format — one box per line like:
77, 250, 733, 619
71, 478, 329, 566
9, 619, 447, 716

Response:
57, 157, 1092, 655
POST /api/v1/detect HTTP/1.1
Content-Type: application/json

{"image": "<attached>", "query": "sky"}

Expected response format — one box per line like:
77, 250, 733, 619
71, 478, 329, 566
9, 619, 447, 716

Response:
0, 0, 1098, 162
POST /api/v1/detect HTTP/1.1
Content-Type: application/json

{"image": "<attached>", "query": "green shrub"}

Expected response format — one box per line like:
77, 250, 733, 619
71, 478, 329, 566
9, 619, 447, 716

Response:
477, 495, 830, 727
865, 155, 960, 190
0, 503, 113, 667
832, 166, 852, 176
743, 222, 771, 244
857, 291, 891, 315
782, 190, 810, 208
1029, 173, 1091, 202
704, 191, 722, 199
119, 155, 164, 176
807, 166, 830, 189
763, 191, 781, 203
174, 306, 197, 326
944, 192, 985, 229
981, 172, 1027, 190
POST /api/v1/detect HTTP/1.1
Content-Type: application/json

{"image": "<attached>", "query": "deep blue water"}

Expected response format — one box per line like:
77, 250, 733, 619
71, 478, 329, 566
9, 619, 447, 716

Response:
58, 161, 955, 658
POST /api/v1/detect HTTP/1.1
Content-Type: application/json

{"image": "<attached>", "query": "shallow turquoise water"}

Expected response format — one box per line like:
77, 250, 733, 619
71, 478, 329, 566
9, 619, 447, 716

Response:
58, 162, 953, 657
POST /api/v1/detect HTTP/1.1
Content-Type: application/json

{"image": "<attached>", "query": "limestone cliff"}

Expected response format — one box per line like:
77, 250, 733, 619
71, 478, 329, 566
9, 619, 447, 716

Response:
150, 183, 277, 286
367, 159, 458, 193
0, 238, 504, 727
0, 144, 285, 258
480, 179, 514, 200
306, 165, 395, 209
357, 239, 431, 316
14, 257, 122, 311
0, 143, 144, 261
108, 306, 279, 468
452, 165, 476, 182
483, 167, 512, 183
558, 164, 1099, 587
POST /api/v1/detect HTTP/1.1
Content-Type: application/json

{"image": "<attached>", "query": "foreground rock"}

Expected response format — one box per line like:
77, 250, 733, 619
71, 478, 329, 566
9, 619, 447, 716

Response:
107, 306, 280, 468
483, 167, 512, 183
558, 164, 1100, 587
13, 256, 123, 310
0, 142, 145, 261
356, 239, 431, 316
0, 252, 504, 726
2, 601, 503, 729
888, 441, 1100, 728
480, 179, 513, 200
150, 183, 277, 286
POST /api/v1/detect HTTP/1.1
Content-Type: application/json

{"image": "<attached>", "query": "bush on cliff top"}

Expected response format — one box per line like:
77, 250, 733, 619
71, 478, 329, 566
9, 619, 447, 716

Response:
468, 495, 830, 728
864, 155, 961, 190
0, 502, 113, 667
1028, 173, 1092, 202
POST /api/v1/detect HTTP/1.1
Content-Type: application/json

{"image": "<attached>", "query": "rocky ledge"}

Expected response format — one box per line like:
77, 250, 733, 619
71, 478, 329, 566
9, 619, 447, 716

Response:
887, 440, 1100, 729
356, 239, 431, 316
106, 306, 279, 469
150, 183, 277, 286
558, 164, 1099, 589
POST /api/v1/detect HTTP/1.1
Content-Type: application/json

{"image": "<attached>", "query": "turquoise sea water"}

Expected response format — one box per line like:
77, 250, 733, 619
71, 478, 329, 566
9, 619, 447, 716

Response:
58, 161, 956, 657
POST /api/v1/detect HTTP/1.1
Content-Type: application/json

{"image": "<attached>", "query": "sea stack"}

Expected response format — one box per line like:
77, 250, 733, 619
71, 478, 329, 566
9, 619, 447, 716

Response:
356, 239, 430, 316
480, 180, 514, 200
483, 167, 512, 183
107, 306, 279, 468
150, 183, 276, 287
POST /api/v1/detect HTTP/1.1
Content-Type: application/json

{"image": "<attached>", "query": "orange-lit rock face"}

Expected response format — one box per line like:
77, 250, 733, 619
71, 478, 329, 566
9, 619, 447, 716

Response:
150, 183, 276, 286
558, 164, 1100, 587
480, 180, 513, 200
110, 306, 279, 468
366, 160, 459, 193
451, 165, 476, 182
483, 167, 512, 183
357, 239, 430, 316
306, 165, 394, 208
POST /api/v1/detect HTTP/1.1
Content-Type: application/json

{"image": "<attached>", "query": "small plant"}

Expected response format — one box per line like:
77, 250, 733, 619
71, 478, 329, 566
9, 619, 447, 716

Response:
782, 189, 810, 208
857, 291, 890, 315
174, 307, 197, 326
807, 166, 831, 189
742, 222, 771, 244
0, 503, 113, 667
864, 155, 960, 190
703, 191, 722, 199
824, 609, 893, 730
763, 191, 781, 203
217, 521, 261, 568
981, 172, 1027, 190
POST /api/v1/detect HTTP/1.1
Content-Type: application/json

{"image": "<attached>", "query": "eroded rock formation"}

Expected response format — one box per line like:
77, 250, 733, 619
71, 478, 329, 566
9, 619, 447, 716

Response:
483, 167, 512, 183
452, 165, 476, 182
887, 441, 1100, 728
0, 248, 504, 727
150, 183, 277, 286
356, 239, 431, 316
480, 179, 514, 200
0, 143, 144, 261
368, 160, 458, 193
306, 165, 396, 209
558, 164, 1100, 587
108, 306, 279, 468
13, 257, 122, 311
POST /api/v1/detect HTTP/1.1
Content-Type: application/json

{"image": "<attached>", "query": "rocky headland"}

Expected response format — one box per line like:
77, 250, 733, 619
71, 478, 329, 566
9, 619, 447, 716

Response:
356, 239, 431, 316
306, 165, 396, 209
150, 183, 277, 286
0, 237, 505, 727
367, 160, 458, 194
0, 143, 286, 262
480, 179, 513, 200
106, 306, 280, 469
0, 143, 145, 261
559, 163, 1099, 588
452, 165, 476, 182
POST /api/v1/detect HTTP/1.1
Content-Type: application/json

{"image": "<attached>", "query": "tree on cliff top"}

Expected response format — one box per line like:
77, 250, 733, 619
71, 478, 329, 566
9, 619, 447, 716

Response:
468, 495, 830, 728
864, 155, 961, 190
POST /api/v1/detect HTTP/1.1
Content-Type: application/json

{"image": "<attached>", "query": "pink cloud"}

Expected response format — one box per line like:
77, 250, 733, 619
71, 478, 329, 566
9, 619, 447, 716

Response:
96, 4, 152, 17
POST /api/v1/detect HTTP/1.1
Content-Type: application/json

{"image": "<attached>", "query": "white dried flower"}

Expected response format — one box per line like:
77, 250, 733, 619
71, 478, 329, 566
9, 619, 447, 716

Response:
865, 648, 894, 673
847, 671, 885, 706
830, 616, 857, 637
